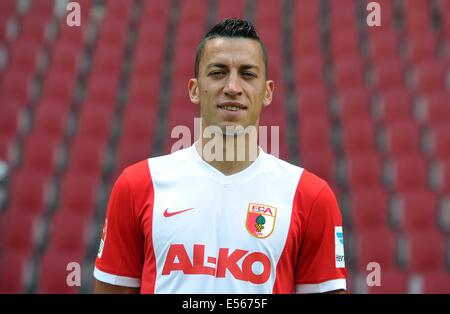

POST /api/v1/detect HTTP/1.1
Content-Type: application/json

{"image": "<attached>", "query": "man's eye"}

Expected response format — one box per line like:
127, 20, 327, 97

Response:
242, 72, 256, 78
209, 71, 225, 76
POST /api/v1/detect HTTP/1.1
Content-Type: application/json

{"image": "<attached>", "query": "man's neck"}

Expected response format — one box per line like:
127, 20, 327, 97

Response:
195, 133, 260, 176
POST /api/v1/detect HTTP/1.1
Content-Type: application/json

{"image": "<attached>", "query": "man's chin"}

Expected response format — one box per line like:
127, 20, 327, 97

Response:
219, 123, 259, 137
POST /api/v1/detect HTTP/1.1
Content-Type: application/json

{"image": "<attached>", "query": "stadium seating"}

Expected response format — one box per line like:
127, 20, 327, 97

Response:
1, 0, 450, 294
350, 187, 390, 232
394, 190, 439, 233
37, 248, 84, 294
0, 251, 29, 293
404, 230, 447, 273
375, 88, 413, 125
354, 226, 398, 270
421, 270, 450, 294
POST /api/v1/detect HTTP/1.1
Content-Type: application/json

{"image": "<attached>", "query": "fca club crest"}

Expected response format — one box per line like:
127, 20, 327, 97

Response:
246, 203, 277, 238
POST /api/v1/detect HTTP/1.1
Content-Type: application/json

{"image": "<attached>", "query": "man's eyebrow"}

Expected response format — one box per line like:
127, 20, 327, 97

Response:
240, 64, 259, 71
206, 63, 228, 69
206, 63, 259, 71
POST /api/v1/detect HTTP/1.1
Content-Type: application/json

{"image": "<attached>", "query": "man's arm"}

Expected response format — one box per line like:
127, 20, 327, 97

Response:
324, 289, 346, 294
94, 279, 140, 294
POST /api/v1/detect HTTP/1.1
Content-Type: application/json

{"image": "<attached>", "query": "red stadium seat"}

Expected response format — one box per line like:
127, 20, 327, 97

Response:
121, 106, 157, 143
97, 16, 129, 47
0, 251, 29, 293
127, 74, 161, 105
0, 211, 37, 255
404, 230, 446, 273
294, 55, 325, 86
346, 152, 383, 190
141, 0, 170, 26
438, 159, 450, 194
131, 47, 164, 80
420, 91, 450, 127
430, 124, 450, 159
27, 0, 54, 19
104, 0, 133, 22
421, 270, 450, 293
40, 71, 76, 103
0, 70, 33, 105
38, 248, 83, 294
0, 0, 17, 17
6, 40, 41, 74
33, 103, 69, 142
20, 133, 60, 176
389, 154, 429, 192
7, 170, 49, 218
135, 23, 166, 46
372, 268, 408, 294
178, 0, 209, 21
115, 138, 152, 176
376, 89, 413, 125
297, 85, 329, 118
76, 105, 114, 145
47, 210, 89, 252
216, 0, 245, 21
341, 119, 378, 154
395, 190, 439, 233
65, 136, 106, 178
0, 136, 15, 162
354, 226, 398, 270
371, 58, 405, 93
330, 28, 360, 59
0, 103, 21, 140
293, 29, 322, 57
413, 61, 447, 94
0, 15, 12, 43
406, 32, 437, 64
90, 43, 124, 77
350, 187, 389, 232
48, 45, 82, 78
83, 74, 119, 106
333, 57, 365, 89
18, 15, 50, 45
329, 0, 357, 29
337, 87, 372, 123
57, 173, 100, 218
442, 2, 450, 39
383, 120, 421, 156
300, 148, 336, 184
367, 28, 399, 62
298, 117, 332, 150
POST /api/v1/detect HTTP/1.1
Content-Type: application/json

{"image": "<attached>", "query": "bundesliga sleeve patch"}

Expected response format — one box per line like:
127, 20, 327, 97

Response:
335, 226, 345, 268
98, 219, 108, 258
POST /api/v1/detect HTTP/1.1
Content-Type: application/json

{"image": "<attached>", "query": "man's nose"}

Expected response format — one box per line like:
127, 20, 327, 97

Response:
224, 72, 242, 96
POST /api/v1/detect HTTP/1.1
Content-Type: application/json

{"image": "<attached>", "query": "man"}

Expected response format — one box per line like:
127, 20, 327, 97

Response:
94, 18, 346, 293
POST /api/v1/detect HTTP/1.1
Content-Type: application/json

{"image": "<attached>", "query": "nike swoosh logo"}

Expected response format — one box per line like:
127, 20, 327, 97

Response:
163, 208, 193, 217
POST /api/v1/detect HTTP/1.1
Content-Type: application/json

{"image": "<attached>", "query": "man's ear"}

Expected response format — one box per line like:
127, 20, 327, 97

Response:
263, 80, 274, 107
188, 78, 200, 105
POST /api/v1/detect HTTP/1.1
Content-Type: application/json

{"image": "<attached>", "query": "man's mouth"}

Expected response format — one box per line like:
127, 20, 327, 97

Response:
217, 102, 247, 111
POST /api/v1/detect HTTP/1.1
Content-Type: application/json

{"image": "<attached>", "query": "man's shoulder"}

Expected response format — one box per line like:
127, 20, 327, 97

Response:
265, 154, 329, 195
121, 147, 191, 184
262, 151, 303, 177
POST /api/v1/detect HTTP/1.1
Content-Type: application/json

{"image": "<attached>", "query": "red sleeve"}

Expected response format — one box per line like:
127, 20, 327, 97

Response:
295, 172, 347, 293
94, 171, 144, 287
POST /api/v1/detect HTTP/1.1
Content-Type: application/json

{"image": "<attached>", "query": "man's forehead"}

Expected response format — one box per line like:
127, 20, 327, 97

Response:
202, 37, 264, 66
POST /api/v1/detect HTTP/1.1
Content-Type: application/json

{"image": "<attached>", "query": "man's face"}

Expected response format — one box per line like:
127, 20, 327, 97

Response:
189, 37, 274, 134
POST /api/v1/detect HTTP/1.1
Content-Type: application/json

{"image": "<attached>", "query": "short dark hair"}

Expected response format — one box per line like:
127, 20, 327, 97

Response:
194, 18, 268, 79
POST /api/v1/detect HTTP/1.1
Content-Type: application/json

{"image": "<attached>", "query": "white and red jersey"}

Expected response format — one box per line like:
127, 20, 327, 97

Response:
94, 144, 347, 293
